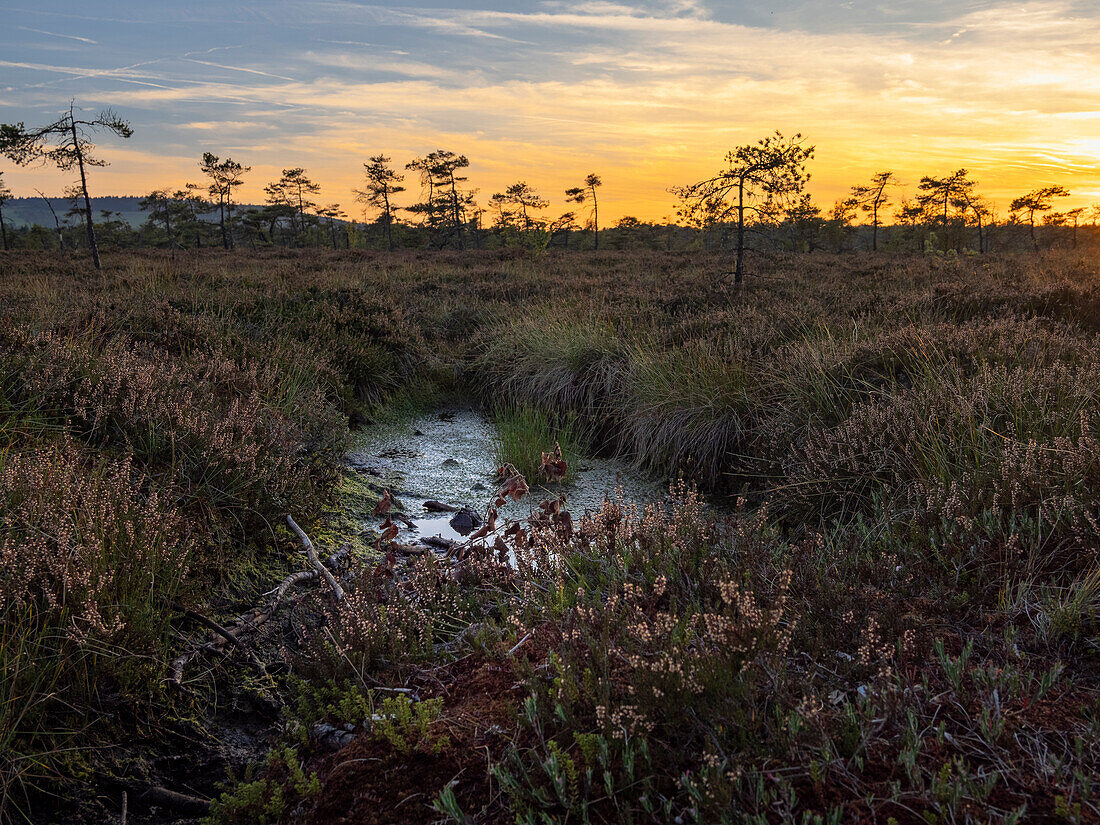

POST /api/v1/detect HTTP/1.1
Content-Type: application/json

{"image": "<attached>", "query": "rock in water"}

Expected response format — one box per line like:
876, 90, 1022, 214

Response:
449, 507, 482, 534
424, 500, 460, 512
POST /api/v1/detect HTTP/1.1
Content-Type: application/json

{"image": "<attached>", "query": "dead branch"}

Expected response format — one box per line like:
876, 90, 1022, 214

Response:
287, 514, 345, 601
273, 569, 317, 604
132, 784, 210, 815
391, 543, 431, 556
421, 535, 457, 551
508, 633, 532, 656
176, 605, 269, 678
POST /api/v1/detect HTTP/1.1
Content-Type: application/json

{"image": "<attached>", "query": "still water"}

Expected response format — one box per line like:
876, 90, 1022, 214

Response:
347, 407, 667, 544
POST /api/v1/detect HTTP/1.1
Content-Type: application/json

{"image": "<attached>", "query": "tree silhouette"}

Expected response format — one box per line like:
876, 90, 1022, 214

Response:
849, 171, 896, 251
1010, 186, 1070, 250
674, 131, 814, 284
140, 189, 180, 248
265, 168, 320, 244
917, 169, 975, 252
172, 183, 210, 248
406, 151, 475, 249
565, 173, 603, 250
33, 189, 65, 250
317, 203, 347, 249
354, 156, 405, 251
953, 186, 992, 253
0, 102, 132, 268
823, 197, 858, 252
782, 193, 825, 252
489, 181, 549, 238
1064, 207, 1085, 248
200, 152, 250, 250
0, 171, 11, 251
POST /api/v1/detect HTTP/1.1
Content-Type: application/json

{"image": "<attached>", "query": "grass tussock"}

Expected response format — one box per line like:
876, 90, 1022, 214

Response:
492, 405, 589, 483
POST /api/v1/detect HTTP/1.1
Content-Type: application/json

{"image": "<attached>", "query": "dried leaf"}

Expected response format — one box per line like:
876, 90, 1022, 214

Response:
372, 489, 392, 516
500, 473, 529, 502
539, 441, 568, 483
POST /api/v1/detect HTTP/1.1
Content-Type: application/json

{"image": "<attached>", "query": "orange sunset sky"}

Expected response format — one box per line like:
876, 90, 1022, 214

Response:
2, 1, 1099, 222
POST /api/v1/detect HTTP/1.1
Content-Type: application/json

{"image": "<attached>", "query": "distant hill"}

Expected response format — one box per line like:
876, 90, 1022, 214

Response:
1, 196, 266, 229
3, 196, 151, 229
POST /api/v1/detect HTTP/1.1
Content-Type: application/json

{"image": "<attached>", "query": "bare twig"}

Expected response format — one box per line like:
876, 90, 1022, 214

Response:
176, 605, 269, 678
287, 515, 345, 601
508, 633, 531, 656
133, 785, 210, 815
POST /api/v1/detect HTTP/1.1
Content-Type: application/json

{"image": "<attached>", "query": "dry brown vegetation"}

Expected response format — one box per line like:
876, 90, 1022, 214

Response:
1, 248, 1098, 824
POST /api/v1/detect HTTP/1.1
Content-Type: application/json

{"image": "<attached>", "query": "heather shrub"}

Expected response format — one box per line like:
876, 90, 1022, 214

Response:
312, 552, 510, 680
234, 288, 426, 409
0, 442, 192, 806
0, 323, 346, 528
497, 490, 807, 822
787, 362, 1100, 514
783, 360, 1100, 603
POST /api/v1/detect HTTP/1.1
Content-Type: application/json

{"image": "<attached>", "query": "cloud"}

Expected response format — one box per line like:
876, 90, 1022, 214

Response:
180, 58, 299, 83
16, 26, 99, 44
2, 0, 1097, 217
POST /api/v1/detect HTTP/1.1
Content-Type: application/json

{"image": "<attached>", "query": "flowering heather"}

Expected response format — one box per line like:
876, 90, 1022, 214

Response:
1, 442, 192, 809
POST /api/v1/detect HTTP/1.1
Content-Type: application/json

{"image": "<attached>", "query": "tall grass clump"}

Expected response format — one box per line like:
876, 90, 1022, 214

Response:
473, 316, 627, 422
491, 405, 589, 483
617, 341, 758, 486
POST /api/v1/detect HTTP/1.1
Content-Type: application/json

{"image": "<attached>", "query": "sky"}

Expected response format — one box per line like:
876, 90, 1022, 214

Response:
1, 0, 1099, 222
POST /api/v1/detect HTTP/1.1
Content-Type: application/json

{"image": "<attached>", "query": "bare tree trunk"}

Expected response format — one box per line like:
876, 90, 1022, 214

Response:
735, 178, 745, 284
37, 190, 65, 251
219, 195, 228, 249
70, 112, 101, 269
0, 208, 7, 251
226, 186, 235, 250
383, 192, 394, 251
449, 177, 465, 250
592, 189, 599, 251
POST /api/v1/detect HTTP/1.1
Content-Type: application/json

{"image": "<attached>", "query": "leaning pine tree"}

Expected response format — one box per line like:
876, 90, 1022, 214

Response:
0, 101, 132, 269
674, 131, 813, 284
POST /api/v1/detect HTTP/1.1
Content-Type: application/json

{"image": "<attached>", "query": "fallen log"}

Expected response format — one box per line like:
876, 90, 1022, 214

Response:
390, 543, 431, 556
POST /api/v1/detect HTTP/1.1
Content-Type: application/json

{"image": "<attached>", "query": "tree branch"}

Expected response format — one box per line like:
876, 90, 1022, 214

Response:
287, 515, 345, 601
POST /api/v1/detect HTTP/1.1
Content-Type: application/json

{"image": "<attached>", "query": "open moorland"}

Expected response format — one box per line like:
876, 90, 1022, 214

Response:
2, 248, 1099, 824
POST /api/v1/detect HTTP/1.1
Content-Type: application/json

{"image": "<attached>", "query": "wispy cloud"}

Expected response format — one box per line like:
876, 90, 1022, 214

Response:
16, 25, 98, 44
180, 58, 298, 83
